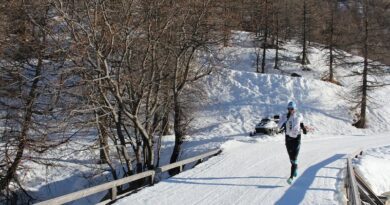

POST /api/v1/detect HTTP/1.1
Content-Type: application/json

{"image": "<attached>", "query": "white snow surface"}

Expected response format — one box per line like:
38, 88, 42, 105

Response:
23, 30, 390, 204
355, 145, 390, 196
115, 133, 390, 205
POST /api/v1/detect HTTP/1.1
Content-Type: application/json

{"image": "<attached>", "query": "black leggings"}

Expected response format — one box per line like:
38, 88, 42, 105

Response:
285, 135, 301, 178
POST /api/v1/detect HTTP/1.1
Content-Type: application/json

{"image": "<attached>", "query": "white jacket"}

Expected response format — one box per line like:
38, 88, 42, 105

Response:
278, 112, 303, 138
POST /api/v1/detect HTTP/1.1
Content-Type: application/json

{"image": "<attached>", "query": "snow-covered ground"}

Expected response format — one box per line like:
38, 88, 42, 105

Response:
355, 145, 390, 196
114, 133, 390, 205
179, 30, 390, 166
23, 30, 390, 204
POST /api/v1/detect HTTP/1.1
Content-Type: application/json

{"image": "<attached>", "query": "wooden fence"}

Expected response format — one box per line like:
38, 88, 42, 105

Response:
345, 149, 385, 205
346, 149, 363, 205
35, 147, 387, 205
35, 149, 221, 205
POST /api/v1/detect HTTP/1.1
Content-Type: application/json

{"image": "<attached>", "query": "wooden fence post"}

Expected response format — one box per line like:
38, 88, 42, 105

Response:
111, 186, 117, 201
179, 165, 183, 172
150, 173, 155, 185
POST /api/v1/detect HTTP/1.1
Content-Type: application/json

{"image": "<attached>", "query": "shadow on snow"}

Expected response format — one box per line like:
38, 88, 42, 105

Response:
164, 176, 285, 189
275, 154, 345, 205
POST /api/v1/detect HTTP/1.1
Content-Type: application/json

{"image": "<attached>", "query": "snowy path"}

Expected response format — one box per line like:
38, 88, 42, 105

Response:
115, 133, 390, 205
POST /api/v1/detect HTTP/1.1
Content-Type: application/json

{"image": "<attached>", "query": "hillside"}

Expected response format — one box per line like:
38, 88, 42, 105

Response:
181, 31, 390, 158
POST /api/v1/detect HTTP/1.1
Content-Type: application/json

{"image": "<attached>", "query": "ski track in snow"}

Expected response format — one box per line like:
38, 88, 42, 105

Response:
114, 133, 390, 205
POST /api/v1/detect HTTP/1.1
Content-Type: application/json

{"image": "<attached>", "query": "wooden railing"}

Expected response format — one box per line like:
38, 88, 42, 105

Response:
345, 149, 385, 205
35, 149, 221, 205
346, 149, 363, 205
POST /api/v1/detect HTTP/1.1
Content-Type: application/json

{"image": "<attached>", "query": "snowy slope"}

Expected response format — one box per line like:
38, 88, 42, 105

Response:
114, 133, 390, 205
183, 31, 390, 158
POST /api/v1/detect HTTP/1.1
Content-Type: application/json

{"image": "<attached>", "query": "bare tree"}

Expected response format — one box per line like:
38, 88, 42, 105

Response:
319, 0, 345, 85
346, 0, 390, 128
300, 0, 310, 66
167, 0, 214, 175
0, 1, 72, 202
260, 0, 270, 73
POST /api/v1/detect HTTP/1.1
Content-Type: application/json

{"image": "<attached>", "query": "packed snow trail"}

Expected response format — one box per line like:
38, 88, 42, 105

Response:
114, 133, 390, 205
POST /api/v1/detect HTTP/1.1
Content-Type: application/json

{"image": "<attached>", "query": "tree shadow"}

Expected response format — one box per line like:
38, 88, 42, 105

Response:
29, 156, 97, 165
30, 174, 106, 205
164, 176, 285, 189
275, 154, 345, 205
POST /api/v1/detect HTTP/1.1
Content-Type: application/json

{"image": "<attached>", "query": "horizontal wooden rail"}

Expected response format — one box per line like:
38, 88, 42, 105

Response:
347, 156, 361, 205
35, 148, 221, 205
157, 149, 221, 173
35, 170, 155, 205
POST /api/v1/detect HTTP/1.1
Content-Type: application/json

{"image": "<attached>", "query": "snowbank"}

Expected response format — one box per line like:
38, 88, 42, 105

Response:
355, 145, 390, 196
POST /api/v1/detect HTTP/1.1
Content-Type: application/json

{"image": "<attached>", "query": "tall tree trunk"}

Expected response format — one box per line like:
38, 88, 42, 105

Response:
96, 114, 118, 180
354, 0, 369, 128
274, 11, 280, 70
0, 58, 42, 192
256, 47, 261, 73
329, 2, 335, 82
98, 116, 110, 164
155, 135, 163, 168
223, 0, 229, 47
132, 118, 154, 170
301, 0, 308, 66
283, 0, 289, 41
135, 137, 143, 173
115, 108, 134, 176
169, 94, 184, 176
261, 0, 269, 74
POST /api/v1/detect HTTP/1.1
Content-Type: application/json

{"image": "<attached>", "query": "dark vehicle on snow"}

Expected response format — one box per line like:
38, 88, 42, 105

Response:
249, 115, 280, 136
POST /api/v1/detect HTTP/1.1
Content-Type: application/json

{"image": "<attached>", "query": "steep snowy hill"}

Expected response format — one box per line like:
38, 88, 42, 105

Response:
181, 31, 390, 158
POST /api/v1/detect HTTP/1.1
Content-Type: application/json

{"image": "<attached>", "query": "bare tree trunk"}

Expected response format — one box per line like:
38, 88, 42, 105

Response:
95, 113, 119, 180
261, 0, 269, 74
328, 1, 335, 82
115, 108, 134, 176
274, 9, 280, 70
0, 57, 42, 192
256, 46, 261, 73
169, 94, 184, 176
354, 0, 369, 128
283, 0, 291, 41
223, 0, 229, 47
301, 0, 308, 66
97, 115, 110, 164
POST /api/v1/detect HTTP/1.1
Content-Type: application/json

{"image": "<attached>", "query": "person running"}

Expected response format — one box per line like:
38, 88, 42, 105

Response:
278, 101, 308, 184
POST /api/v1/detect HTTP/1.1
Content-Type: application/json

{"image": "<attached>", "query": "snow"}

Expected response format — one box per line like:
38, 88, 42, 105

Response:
114, 133, 390, 205
21, 136, 111, 204
196, 69, 354, 137
355, 145, 390, 196
20, 30, 390, 204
